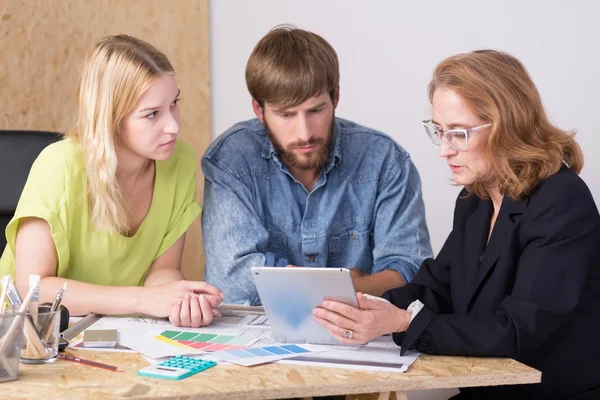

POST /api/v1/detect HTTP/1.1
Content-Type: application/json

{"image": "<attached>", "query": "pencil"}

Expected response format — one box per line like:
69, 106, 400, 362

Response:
58, 353, 120, 372
23, 318, 47, 357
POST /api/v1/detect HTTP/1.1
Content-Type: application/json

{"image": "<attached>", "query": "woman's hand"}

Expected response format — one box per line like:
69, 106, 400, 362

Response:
169, 293, 223, 327
312, 292, 411, 344
138, 280, 224, 327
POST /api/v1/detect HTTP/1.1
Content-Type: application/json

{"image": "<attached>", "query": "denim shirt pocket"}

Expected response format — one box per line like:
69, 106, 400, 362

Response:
265, 229, 289, 261
327, 229, 373, 267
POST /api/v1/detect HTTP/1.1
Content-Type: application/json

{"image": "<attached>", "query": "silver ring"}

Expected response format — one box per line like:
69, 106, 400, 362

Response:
342, 329, 353, 339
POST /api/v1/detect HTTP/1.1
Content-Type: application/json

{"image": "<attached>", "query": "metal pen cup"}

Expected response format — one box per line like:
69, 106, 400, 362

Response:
0, 312, 26, 382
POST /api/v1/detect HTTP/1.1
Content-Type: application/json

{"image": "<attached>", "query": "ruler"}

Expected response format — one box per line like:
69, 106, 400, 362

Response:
61, 313, 102, 340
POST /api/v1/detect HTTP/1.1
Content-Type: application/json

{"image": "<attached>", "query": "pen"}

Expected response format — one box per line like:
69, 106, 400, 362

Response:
50, 282, 68, 312
58, 353, 120, 372
41, 282, 69, 342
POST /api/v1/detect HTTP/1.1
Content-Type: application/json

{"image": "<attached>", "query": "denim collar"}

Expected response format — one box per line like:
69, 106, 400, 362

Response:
259, 118, 342, 173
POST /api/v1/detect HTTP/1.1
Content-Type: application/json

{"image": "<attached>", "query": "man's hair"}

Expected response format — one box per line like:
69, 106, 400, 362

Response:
428, 49, 584, 200
246, 25, 339, 108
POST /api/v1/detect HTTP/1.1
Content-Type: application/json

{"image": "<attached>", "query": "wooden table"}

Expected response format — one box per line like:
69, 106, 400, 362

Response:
2, 349, 540, 399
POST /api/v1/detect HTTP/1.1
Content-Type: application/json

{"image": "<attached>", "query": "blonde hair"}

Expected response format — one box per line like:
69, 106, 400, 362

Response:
66, 34, 174, 233
428, 49, 584, 200
246, 25, 339, 107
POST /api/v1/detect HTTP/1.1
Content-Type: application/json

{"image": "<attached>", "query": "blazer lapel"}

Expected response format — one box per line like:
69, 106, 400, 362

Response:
466, 195, 528, 308
461, 198, 492, 312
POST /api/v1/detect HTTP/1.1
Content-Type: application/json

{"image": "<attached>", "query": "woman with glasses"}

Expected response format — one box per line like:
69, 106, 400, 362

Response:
313, 50, 600, 399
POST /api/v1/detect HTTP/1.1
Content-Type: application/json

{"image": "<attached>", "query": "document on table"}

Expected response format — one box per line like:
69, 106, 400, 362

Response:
73, 312, 419, 372
69, 306, 271, 355
79, 316, 272, 359
279, 336, 420, 372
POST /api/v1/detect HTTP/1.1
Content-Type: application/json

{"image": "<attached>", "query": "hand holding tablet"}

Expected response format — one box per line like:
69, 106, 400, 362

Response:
252, 267, 358, 345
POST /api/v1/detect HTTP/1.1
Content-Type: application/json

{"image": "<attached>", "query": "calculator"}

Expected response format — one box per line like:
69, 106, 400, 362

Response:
137, 356, 217, 380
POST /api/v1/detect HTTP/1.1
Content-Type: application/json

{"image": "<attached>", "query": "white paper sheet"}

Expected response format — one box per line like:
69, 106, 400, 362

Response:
77, 315, 419, 372
80, 316, 270, 359
278, 336, 420, 372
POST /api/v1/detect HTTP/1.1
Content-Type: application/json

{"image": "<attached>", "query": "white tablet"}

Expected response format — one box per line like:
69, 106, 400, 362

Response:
251, 266, 358, 345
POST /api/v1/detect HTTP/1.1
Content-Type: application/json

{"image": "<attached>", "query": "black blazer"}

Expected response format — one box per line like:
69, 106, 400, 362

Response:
384, 167, 600, 400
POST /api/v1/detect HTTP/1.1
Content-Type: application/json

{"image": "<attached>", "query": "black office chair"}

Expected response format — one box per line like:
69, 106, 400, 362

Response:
0, 130, 63, 251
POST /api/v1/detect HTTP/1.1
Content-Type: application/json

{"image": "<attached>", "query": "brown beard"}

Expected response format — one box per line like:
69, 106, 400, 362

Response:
264, 114, 334, 171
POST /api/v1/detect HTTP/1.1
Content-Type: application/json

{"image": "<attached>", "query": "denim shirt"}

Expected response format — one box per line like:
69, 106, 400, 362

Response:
202, 118, 432, 305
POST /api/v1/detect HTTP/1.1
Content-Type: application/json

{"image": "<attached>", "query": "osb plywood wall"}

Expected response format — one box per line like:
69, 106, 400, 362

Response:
0, 0, 210, 281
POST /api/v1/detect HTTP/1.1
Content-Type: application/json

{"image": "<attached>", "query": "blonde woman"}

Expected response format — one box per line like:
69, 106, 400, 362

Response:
0, 35, 223, 327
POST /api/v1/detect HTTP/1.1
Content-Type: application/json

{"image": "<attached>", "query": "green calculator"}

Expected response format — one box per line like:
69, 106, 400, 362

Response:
137, 356, 217, 380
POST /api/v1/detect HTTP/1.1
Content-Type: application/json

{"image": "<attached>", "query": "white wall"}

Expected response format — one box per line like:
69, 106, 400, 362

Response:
210, 0, 599, 259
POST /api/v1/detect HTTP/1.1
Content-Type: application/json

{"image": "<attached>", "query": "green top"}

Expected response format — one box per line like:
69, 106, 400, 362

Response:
0, 138, 201, 286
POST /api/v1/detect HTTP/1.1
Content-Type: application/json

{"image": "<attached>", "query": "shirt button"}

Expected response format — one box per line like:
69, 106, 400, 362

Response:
351, 233, 357, 240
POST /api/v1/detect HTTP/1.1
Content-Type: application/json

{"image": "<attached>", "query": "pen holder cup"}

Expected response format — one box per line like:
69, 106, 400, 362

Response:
19, 305, 60, 364
0, 312, 26, 382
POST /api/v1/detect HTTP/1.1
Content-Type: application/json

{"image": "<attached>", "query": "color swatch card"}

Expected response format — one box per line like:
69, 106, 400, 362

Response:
206, 344, 314, 366
123, 330, 259, 359
135, 331, 204, 359
155, 329, 258, 352
66, 316, 274, 360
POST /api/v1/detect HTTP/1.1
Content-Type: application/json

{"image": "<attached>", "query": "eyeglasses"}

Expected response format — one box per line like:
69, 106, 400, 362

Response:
422, 120, 492, 151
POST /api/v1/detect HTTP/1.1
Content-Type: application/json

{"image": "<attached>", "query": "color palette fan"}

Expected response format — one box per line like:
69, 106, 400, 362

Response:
155, 330, 257, 352
207, 344, 313, 366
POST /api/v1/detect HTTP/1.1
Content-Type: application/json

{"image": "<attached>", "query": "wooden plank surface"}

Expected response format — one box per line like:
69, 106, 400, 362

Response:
2, 349, 540, 399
